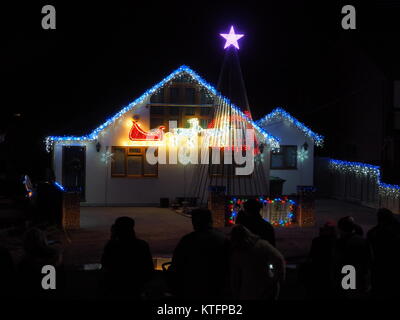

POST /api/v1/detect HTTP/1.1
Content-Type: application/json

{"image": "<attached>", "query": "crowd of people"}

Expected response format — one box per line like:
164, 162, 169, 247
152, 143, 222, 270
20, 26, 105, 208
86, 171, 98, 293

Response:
0, 201, 399, 300
301, 208, 400, 299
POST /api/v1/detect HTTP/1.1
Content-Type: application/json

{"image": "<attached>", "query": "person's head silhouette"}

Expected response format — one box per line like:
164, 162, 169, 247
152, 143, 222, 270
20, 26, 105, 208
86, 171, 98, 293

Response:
112, 216, 136, 240
319, 221, 336, 237
191, 208, 213, 231
243, 199, 262, 217
230, 224, 258, 249
337, 216, 355, 237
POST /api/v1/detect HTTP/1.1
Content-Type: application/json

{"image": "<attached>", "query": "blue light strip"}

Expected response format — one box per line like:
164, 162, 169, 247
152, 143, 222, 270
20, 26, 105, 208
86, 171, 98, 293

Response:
45, 65, 280, 150
329, 159, 400, 197
256, 107, 324, 147
54, 181, 65, 192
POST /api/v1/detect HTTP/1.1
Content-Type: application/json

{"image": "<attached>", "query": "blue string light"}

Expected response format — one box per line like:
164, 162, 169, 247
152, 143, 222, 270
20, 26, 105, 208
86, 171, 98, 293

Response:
257, 107, 324, 147
329, 159, 400, 198
54, 181, 65, 192
45, 65, 280, 151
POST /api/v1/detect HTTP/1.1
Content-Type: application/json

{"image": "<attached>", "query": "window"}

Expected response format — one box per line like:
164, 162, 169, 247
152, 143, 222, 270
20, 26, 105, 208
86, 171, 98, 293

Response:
150, 89, 164, 103
111, 147, 158, 177
184, 107, 196, 115
169, 106, 180, 115
112, 147, 126, 176
200, 119, 209, 128
270, 146, 297, 169
150, 117, 165, 129
127, 155, 142, 176
209, 148, 224, 177
169, 87, 180, 103
209, 147, 251, 177
200, 89, 213, 104
150, 106, 164, 115
200, 107, 212, 116
185, 88, 196, 104
149, 83, 213, 130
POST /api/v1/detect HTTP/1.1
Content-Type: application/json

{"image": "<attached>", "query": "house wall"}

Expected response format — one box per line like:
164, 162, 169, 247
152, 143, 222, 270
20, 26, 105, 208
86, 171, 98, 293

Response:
53, 99, 271, 205
262, 119, 314, 195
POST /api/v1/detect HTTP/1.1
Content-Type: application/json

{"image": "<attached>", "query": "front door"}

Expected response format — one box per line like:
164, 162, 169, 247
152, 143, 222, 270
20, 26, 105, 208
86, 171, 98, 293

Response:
62, 146, 86, 201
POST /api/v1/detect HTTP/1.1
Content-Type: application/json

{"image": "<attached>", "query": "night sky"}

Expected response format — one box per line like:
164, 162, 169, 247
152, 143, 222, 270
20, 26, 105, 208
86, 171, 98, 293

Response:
1, 1, 400, 179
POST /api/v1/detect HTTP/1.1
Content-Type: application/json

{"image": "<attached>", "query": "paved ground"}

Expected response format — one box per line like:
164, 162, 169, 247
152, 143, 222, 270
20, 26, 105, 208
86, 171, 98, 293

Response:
0, 198, 380, 267
0, 198, 383, 299
55, 199, 379, 267
275, 199, 377, 261
61, 207, 192, 267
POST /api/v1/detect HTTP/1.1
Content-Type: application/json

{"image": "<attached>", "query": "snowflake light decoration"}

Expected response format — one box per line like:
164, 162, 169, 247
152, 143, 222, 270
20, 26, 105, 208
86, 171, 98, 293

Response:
297, 149, 309, 162
101, 150, 114, 164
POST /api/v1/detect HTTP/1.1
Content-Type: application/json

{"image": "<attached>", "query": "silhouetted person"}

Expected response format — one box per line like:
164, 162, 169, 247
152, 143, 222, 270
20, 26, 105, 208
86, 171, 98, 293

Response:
347, 216, 364, 236
236, 199, 275, 246
170, 208, 228, 299
335, 216, 372, 299
367, 208, 400, 298
101, 216, 154, 299
229, 225, 285, 300
35, 182, 63, 225
17, 228, 62, 298
0, 246, 15, 297
303, 221, 337, 299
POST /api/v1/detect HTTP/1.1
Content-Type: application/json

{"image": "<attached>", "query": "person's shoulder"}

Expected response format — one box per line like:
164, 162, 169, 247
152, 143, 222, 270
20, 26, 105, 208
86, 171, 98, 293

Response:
259, 218, 274, 229
366, 226, 378, 238
255, 238, 283, 256
209, 228, 225, 236
103, 239, 115, 250
176, 231, 197, 245
0, 246, 11, 256
216, 229, 229, 242
255, 238, 273, 249
134, 238, 151, 248
348, 234, 368, 246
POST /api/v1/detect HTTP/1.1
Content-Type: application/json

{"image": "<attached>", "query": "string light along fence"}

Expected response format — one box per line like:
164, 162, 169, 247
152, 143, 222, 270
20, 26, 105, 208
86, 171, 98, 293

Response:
326, 159, 400, 214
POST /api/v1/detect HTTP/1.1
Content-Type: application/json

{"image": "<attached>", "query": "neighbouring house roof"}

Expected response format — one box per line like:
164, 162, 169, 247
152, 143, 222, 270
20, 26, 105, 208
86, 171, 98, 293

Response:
45, 65, 280, 151
256, 107, 324, 147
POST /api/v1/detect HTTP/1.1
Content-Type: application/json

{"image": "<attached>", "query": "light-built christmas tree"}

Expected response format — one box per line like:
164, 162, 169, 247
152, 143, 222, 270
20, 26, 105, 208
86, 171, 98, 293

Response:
189, 26, 270, 222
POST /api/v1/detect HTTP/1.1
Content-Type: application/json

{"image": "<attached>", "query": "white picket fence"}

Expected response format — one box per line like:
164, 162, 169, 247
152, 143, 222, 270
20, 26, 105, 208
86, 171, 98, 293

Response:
315, 158, 400, 214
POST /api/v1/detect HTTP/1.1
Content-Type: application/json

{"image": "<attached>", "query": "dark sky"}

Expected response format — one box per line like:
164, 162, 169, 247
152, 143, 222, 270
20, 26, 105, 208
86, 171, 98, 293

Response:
1, 1, 400, 177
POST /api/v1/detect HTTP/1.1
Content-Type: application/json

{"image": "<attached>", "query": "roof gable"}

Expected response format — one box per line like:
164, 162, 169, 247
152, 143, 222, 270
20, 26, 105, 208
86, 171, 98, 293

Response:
256, 107, 324, 146
46, 65, 279, 150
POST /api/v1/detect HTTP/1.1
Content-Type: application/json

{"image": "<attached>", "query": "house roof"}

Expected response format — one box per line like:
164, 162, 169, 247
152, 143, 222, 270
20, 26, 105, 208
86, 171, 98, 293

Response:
256, 107, 324, 147
45, 65, 279, 151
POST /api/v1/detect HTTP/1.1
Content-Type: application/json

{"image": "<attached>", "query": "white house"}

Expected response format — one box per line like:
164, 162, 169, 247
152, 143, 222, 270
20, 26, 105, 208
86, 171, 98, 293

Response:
46, 65, 280, 206
256, 108, 324, 195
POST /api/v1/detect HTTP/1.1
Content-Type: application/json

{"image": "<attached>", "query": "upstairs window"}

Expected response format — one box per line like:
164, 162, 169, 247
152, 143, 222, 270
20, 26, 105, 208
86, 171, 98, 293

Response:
169, 87, 180, 104
200, 89, 214, 104
150, 89, 165, 103
185, 87, 196, 104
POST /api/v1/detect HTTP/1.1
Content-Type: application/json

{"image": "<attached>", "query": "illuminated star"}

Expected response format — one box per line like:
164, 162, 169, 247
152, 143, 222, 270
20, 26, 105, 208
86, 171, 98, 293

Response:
220, 26, 244, 49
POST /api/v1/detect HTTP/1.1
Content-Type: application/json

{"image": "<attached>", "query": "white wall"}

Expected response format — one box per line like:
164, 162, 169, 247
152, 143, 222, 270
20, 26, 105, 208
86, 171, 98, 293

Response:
53, 99, 271, 205
262, 119, 314, 195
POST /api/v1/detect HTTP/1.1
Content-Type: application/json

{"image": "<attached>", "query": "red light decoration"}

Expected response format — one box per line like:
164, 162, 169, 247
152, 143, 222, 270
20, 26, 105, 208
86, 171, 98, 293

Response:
129, 121, 165, 141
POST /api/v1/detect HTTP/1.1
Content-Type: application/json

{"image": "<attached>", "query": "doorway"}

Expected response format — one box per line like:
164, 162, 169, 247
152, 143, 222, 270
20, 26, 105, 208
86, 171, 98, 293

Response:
62, 146, 86, 201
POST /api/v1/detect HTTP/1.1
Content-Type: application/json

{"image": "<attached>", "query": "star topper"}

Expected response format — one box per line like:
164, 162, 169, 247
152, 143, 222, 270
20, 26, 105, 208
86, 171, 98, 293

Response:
220, 26, 244, 49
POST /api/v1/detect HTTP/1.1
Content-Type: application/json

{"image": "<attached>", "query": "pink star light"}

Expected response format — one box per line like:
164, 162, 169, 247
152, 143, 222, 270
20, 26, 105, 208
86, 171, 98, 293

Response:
220, 26, 244, 49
